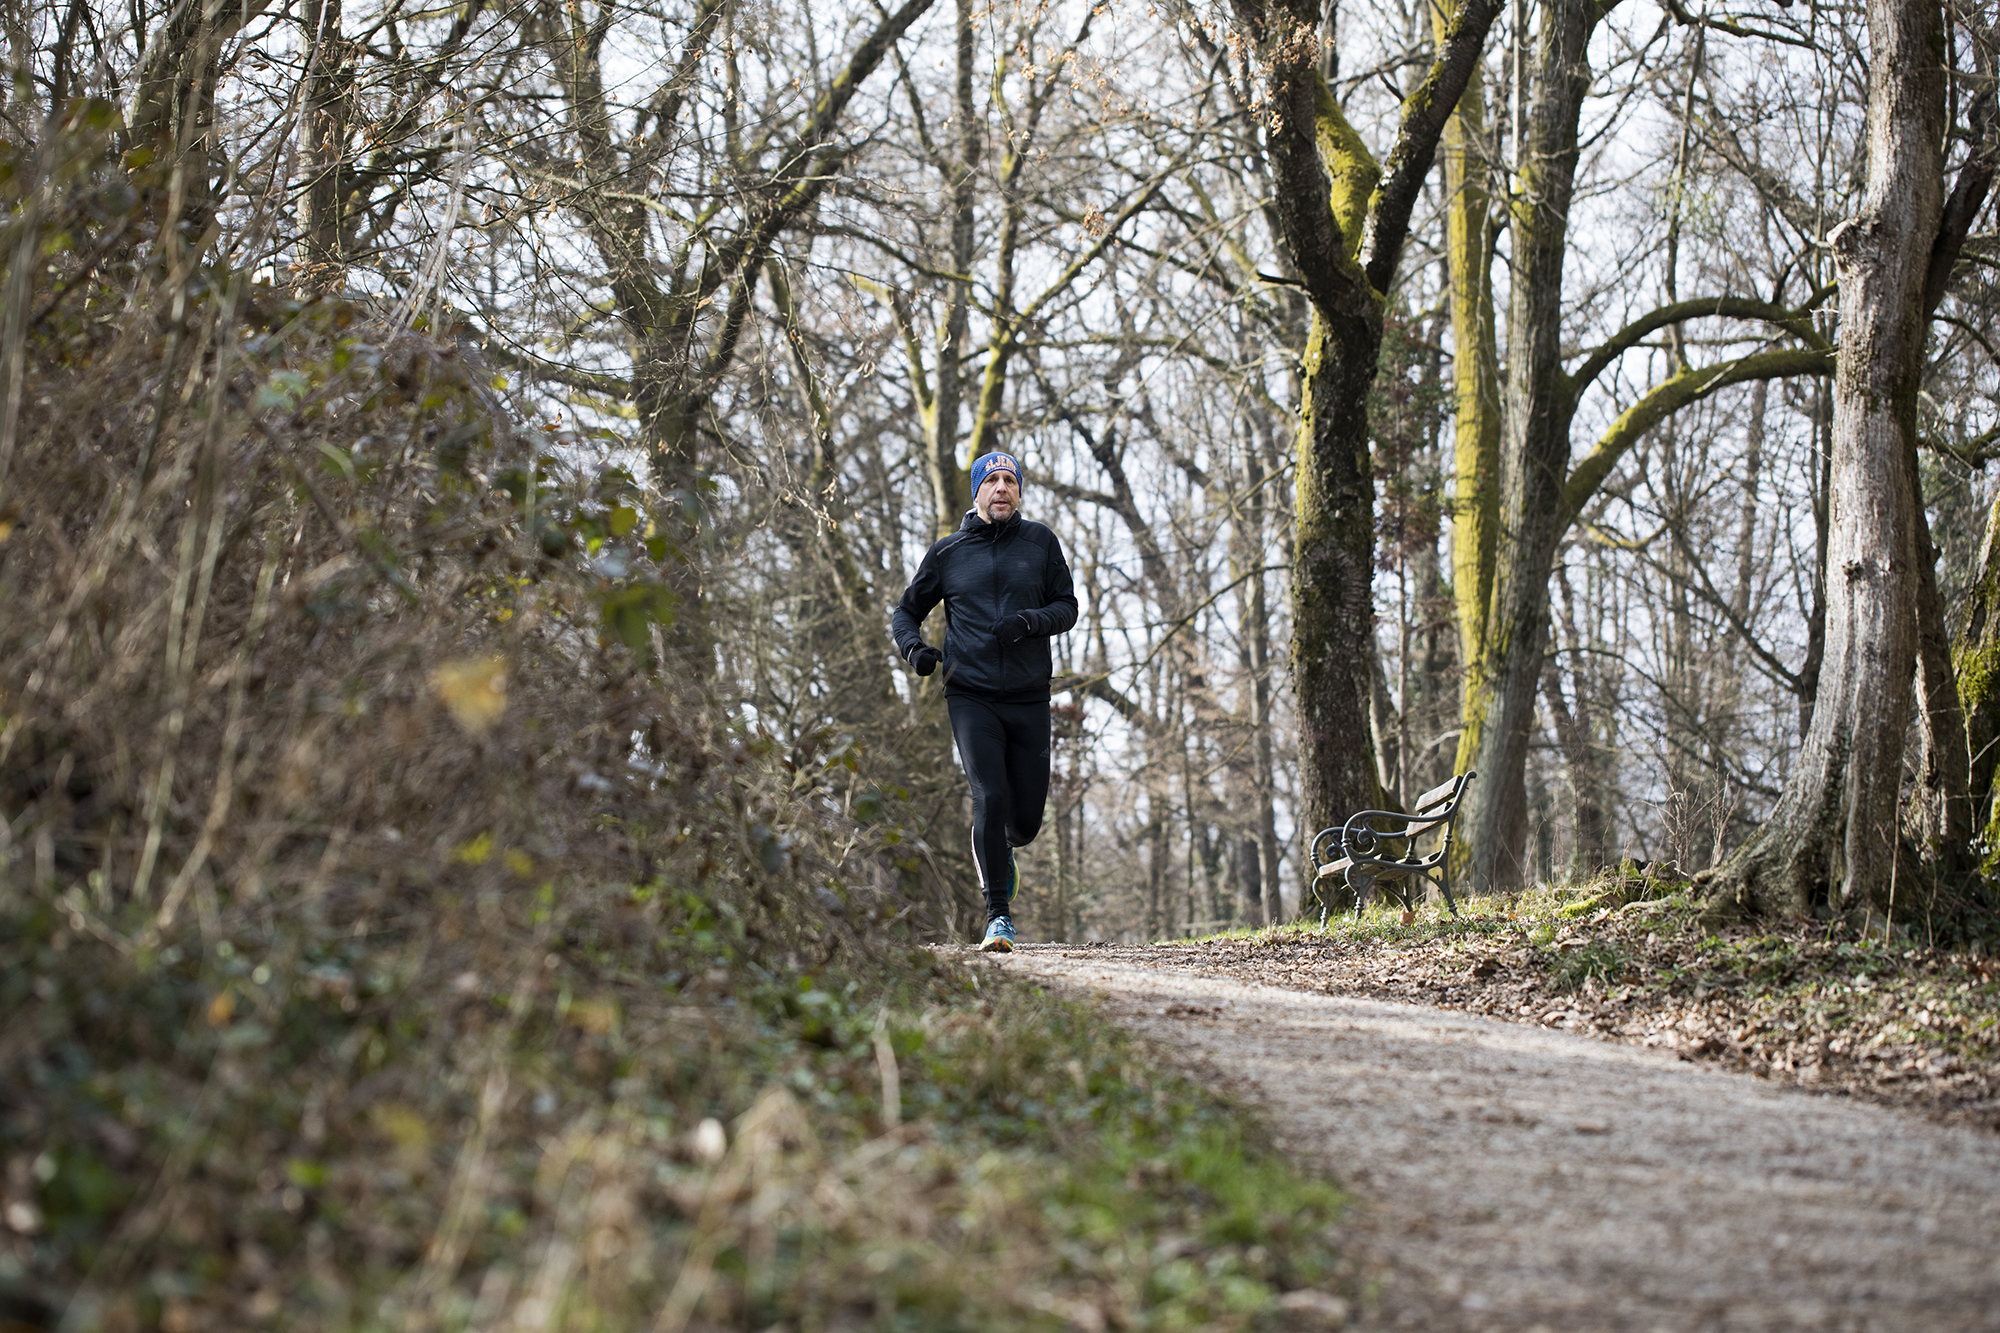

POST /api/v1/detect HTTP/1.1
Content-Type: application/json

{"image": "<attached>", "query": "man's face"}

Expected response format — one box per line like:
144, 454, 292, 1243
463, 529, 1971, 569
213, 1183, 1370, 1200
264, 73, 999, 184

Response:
975, 466, 1020, 522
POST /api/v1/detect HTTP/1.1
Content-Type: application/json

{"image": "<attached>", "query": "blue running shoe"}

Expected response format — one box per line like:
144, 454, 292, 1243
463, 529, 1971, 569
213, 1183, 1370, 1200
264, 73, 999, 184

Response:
979, 915, 1017, 953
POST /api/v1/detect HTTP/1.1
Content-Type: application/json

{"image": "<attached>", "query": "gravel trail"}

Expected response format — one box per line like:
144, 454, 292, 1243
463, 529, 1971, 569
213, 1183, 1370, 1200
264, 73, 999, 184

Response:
998, 945, 2000, 1332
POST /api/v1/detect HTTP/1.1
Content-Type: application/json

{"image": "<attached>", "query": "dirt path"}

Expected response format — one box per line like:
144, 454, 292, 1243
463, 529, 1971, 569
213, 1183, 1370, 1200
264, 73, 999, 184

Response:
999, 945, 2000, 1332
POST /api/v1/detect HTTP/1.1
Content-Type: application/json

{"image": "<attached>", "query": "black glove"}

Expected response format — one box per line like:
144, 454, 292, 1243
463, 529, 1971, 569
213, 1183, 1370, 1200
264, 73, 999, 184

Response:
1000, 612, 1035, 645
907, 644, 943, 676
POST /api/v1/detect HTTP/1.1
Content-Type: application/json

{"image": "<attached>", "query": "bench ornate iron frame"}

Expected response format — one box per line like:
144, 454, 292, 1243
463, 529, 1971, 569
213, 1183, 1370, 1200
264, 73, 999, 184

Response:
1307, 771, 1477, 922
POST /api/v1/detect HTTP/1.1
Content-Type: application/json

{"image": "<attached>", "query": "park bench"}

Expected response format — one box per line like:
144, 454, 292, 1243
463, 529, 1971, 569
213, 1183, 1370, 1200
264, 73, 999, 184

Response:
1307, 771, 1477, 923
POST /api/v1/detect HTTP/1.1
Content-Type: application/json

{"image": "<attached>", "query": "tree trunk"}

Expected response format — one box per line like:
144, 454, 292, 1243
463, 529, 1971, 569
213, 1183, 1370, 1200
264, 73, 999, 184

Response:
1459, 0, 1600, 893
1543, 635, 1608, 876
1895, 71, 2000, 868
1661, 425, 1701, 794
1453, 0, 1833, 892
926, 0, 980, 536
629, 377, 715, 670
1370, 633, 1402, 808
1799, 382, 1832, 736
1955, 499, 2000, 863
1291, 308, 1388, 833
1732, 382, 1764, 633
1227, 0, 1501, 836
1247, 445, 1286, 922
1704, 0, 1943, 922
129, 0, 278, 236
1049, 703, 1080, 944
1145, 810, 1168, 938
297, 0, 355, 297
1908, 443, 1970, 864
1703, 378, 1765, 806
1231, 441, 1279, 925
1232, 830, 1263, 926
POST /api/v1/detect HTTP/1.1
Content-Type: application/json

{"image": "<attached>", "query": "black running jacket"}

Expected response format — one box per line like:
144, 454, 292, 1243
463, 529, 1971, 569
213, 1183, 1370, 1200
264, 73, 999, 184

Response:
890, 510, 1079, 701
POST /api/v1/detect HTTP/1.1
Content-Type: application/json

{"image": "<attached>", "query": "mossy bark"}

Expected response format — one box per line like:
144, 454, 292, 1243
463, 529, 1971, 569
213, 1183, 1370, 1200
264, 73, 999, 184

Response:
1230, 0, 1388, 836
1467, 350, 1833, 893
1953, 499, 2000, 868
1291, 308, 1390, 828
1434, 0, 1503, 776
1227, 0, 1501, 834
1703, 0, 1943, 924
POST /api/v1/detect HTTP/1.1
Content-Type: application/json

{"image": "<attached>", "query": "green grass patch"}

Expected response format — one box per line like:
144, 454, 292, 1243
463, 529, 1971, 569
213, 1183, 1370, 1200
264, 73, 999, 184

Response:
1, 872, 1348, 1332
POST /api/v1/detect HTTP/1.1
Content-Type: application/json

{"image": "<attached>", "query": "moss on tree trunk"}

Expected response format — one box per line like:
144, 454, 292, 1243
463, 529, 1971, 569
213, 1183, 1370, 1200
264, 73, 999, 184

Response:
1953, 499, 2000, 871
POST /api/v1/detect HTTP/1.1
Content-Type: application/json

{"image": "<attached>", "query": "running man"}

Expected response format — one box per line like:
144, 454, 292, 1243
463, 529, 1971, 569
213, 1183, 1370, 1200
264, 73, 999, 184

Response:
891, 451, 1078, 952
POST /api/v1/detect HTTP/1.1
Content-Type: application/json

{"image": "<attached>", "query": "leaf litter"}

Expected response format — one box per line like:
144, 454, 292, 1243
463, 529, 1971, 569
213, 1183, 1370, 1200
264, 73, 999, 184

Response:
1056, 875, 2000, 1133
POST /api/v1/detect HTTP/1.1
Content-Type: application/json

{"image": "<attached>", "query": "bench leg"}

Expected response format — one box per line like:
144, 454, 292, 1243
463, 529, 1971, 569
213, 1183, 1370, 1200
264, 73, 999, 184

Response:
1307, 877, 1331, 928
1426, 868, 1459, 919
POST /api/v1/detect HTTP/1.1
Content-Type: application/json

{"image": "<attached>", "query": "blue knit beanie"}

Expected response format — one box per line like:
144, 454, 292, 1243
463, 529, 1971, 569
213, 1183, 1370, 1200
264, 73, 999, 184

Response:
969, 451, 1022, 496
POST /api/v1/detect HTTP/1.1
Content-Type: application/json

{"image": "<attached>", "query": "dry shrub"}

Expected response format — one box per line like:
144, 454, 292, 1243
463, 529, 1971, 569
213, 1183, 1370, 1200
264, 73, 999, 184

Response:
0, 114, 938, 1331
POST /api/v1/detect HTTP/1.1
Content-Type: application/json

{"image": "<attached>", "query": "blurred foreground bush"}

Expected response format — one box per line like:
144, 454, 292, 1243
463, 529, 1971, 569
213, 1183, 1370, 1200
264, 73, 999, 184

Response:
0, 108, 1345, 1330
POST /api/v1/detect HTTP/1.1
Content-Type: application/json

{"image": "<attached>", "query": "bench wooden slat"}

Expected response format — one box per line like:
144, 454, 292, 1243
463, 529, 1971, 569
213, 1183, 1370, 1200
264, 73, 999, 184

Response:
1316, 856, 1352, 879
1413, 774, 1461, 813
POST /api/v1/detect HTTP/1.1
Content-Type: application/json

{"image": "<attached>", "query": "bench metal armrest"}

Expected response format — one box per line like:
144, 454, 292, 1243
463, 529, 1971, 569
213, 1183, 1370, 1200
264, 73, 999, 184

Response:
1308, 824, 1346, 872
1340, 809, 1451, 859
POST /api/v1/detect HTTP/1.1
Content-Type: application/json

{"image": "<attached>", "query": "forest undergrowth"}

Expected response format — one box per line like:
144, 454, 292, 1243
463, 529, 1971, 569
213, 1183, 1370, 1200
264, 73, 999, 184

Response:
1139, 868, 2000, 1131
0, 118, 1347, 1333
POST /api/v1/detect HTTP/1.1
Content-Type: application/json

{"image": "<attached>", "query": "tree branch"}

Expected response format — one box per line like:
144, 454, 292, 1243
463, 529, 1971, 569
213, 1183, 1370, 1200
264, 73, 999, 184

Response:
474, 327, 635, 400
1925, 76, 2000, 317
1661, 0, 1821, 53
1056, 673, 1163, 734
1360, 0, 1504, 293
1562, 347, 1832, 520
1564, 291, 1834, 406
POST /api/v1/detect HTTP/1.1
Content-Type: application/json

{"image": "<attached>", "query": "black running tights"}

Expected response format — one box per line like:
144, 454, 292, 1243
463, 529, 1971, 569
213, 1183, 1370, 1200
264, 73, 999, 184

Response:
946, 695, 1051, 921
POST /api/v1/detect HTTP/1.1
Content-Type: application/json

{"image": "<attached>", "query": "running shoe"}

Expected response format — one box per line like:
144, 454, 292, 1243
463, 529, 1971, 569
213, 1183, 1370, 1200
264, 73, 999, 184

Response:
979, 915, 1017, 953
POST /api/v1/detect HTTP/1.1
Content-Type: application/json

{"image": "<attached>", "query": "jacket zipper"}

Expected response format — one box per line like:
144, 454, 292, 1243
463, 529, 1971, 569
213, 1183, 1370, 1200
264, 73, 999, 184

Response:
990, 521, 1004, 684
